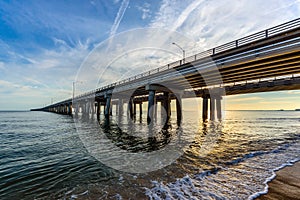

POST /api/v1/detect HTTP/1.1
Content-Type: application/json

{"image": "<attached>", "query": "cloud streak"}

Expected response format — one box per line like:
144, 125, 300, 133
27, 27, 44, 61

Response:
226, 97, 264, 102
110, 0, 130, 37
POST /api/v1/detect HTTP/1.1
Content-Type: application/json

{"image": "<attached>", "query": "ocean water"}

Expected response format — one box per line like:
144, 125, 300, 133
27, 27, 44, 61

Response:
0, 110, 299, 199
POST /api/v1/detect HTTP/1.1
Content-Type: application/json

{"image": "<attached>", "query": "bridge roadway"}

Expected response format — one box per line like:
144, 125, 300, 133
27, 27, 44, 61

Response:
34, 18, 300, 123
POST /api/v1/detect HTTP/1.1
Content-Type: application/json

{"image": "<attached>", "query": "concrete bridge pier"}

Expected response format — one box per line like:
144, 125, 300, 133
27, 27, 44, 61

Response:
128, 98, 133, 119
147, 90, 156, 124
79, 102, 83, 116
83, 101, 90, 118
86, 102, 89, 116
139, 103, 143, 118
154, 100, 158, 122
210, 97, 216, 121
216, 96, 222, 120
161, 92, 171, 125
96, 101, 101, 120
86, 102, 90, 116
118, 99, 123, 117
91, 101, 95, 116
65, 104, 68, 115
109, 102, 113, 116
133, 103, 137, 119
68, 103, 72, 115
76, 103, 80, 117
203, 94, 222, 121
67, 104, 70, 115
115, 102, 119, 115
81, 102, 85, 117
176, 94, 182, 124
202, 96, 209, 121
105, 94, 111, 119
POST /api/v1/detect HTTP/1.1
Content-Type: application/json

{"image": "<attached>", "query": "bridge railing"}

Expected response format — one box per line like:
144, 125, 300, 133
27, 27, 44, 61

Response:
75, 18, 300, 100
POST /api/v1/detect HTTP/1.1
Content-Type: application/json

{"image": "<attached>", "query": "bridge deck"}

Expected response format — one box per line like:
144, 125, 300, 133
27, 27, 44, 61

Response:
37, 18, 300, 110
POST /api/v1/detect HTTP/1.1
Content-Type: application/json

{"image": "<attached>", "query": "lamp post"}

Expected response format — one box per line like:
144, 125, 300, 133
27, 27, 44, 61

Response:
72, 81, 83, 100
172, 42, 185, 64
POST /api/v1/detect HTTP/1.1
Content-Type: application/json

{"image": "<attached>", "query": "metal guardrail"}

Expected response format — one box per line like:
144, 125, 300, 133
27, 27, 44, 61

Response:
72, 18, 300, 101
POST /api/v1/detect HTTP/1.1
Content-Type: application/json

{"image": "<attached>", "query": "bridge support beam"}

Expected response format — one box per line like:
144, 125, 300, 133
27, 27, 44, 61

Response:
133, 103, 137, 118
162, 92, 171, 125
91, 101, 95, 116
118, 99, 123, 117
202, 96, 209, 121
96, 101, 101, 120
74, 103, 78, 117
115, 103, 118, 115
210, 97, 215, 121
128, 98, 133, 119
110, 102, 113, 116
79, 103, 83, 115
147, 90, 156, 124
216, 97, 222, 120
105, 95, 112, 118
154, 100, 158, 121
84, 101, 90, 118
139, 103, 142, 118
176, 95, 182, 124
68, 103, 72, 115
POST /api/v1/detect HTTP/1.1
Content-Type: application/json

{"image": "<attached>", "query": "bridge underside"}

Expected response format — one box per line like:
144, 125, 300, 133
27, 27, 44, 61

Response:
35, 19, 300, 124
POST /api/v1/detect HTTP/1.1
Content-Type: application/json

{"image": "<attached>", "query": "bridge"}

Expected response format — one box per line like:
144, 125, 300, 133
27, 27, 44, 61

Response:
32, 18, 300, 124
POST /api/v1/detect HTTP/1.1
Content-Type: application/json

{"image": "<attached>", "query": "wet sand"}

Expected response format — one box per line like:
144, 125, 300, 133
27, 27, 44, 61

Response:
256, 161, 300, 200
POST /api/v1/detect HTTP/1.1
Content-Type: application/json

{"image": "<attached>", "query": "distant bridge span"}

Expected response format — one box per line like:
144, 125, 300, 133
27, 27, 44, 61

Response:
33, 18, 300, 122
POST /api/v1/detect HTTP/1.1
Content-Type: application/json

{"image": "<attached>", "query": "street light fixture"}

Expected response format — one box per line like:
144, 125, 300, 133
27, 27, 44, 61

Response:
172, 42, 186, 64
72, 81, 83, 100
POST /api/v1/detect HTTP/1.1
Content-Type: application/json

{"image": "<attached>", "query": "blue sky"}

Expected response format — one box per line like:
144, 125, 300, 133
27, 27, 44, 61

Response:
0, 0, 299, 110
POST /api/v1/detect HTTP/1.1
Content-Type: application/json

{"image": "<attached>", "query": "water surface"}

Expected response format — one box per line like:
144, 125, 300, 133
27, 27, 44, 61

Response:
0, 110, 299, 199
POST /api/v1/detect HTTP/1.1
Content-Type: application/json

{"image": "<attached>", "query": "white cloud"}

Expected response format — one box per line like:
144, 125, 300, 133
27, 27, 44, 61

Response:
259, 100, 295, 104
286, 90, 300, 95
136, 3, 151, 20
0, 37, 92, 110
150, 0, 300, 56
0, 79, 73, 110
226, 96, 264, 102
53, 37, 69, 47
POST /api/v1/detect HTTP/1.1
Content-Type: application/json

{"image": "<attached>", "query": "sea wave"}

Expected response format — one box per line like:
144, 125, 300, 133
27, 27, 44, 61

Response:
145, 142, 300, 200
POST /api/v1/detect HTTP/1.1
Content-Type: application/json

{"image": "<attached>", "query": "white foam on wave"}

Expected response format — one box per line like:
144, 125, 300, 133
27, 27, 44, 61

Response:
248, 157, 300, 200
67, 190, 89, 200
145, 142, 300, 200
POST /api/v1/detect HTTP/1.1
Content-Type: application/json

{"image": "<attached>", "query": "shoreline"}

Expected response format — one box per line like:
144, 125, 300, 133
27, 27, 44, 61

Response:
256, 161, 300, 200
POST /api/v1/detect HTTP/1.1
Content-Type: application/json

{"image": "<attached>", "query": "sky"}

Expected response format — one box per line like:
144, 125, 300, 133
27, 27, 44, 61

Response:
0, 0, 299, 110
